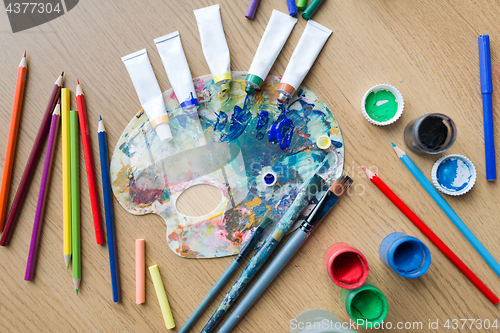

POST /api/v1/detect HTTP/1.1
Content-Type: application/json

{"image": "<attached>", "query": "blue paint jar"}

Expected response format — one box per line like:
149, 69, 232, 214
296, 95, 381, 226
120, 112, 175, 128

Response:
379, 232, 431, 278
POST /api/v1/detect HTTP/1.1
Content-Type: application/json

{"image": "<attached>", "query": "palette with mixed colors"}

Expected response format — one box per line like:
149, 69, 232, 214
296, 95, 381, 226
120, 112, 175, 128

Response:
110, 71, 343, 258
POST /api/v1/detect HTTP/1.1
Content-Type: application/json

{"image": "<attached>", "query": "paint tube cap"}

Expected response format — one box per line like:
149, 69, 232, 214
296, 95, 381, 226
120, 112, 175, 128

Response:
361, 84, 404, 126
245, 74, 264, 94
316, 135, 331, 149
431, 154, 476, 196
180, 96, 199, 110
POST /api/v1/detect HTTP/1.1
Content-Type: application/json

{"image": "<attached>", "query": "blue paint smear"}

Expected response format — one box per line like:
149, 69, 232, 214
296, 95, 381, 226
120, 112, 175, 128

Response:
255, 110, 269, 140
214, 110, 228, 131
220, 95, 253, 142
269, 103, 295, 150
176, 113, 187, 129
436, 157, 472, 192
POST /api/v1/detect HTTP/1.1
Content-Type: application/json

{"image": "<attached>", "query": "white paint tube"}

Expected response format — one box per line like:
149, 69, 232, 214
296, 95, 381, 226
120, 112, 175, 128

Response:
277, 20, 332, 104
194, 4, 231, 92
122, 49, 172, 141
154, 31, 199, 112
245, 10, 297, 94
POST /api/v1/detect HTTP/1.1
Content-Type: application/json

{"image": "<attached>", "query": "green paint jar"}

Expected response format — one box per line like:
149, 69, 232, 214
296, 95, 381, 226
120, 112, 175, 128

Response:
361, 84, 404, 126
341, 281, 389, 328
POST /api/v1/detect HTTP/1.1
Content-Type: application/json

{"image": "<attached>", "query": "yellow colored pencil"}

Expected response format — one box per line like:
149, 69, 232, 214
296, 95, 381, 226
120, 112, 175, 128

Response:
61, 88, 71, 268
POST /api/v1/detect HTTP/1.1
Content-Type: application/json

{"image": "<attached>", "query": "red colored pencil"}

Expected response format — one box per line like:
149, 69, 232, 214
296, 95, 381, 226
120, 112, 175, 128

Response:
363, 167, 499, 305
0, 72, 63, 246
76, 79, 104, 245
0, 51, 28, 230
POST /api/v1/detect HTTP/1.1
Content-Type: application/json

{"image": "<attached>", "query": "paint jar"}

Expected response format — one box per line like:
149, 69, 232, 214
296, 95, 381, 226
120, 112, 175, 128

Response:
431, 154, 476, 196
379, 232, 431, 278
403, 113, 457, 154
341, 281, 389, 328
323, 243, 369, 289
361, 84, 404, 126
289, 309, 357, 333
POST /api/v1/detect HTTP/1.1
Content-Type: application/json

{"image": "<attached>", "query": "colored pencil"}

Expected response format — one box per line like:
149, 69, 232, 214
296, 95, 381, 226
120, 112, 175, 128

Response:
62, 89, 72, 268
180, 216, 273, 333
245, 0, 260, 19
478, 35, 496, 181
136, 239, 145, 304
71, 110, 81, 294
149, 265, 176, 329
218, 175, 353, 332
392, 143, 500, 278
202, 174, 323, 333
98, 116, 121, 302
0, 72, 63, 246
25, 100, 60, 281
364, 166, 499, 305
0, 51, 28, 230
77, 79, 105, 244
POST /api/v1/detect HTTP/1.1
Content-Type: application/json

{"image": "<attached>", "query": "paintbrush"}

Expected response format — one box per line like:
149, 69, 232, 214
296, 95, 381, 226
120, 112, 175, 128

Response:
201, 174, 324, 333
179, 215, 273, 333
217, 175, 353, 332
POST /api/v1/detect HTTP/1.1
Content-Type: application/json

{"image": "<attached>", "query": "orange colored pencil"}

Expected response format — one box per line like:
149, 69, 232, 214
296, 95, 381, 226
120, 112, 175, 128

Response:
0, 51, 28, 230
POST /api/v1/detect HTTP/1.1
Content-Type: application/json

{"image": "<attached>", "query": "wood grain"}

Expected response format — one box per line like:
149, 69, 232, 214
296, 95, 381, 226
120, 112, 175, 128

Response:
1, 0, 500, 332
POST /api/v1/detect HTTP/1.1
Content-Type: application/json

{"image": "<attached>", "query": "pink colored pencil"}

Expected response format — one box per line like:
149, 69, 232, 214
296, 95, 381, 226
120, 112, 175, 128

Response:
25, 100, 61, 281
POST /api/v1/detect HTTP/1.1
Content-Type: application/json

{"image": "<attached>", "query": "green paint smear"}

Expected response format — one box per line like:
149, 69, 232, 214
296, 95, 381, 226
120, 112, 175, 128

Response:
365, 90, 398, 122
351, 290, 384, 321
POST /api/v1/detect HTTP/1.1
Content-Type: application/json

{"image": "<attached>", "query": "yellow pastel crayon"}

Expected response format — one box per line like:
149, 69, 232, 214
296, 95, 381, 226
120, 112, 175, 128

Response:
149, 265, 175, 329
61, 88, 71, 269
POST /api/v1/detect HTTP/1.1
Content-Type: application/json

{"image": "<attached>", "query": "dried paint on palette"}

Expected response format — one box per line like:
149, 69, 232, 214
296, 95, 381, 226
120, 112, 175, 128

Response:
110, 72, 344, 258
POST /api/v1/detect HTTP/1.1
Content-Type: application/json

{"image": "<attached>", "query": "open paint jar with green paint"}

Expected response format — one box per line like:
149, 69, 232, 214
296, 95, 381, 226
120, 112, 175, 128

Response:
361, 84, 404, 126
341, 281, 389, 328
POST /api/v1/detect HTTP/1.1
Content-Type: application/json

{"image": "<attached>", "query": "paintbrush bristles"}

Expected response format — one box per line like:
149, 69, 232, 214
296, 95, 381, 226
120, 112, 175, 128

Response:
329, 174, 353, 197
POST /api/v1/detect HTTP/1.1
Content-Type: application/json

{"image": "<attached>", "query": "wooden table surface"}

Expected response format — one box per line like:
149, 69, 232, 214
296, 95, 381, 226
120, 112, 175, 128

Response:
1, 0, 500, 332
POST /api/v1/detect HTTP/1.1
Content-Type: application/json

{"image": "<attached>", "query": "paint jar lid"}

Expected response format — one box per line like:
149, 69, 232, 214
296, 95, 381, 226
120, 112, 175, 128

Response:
316, 135, 331, 149
431, 154, 477, 196
361, 84, 404, 126
245, 74, 264, 94
262, 172, 277, 186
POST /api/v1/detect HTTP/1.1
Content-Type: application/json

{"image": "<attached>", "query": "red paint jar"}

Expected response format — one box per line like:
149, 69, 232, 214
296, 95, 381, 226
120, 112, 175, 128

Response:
323, 243, 369, 289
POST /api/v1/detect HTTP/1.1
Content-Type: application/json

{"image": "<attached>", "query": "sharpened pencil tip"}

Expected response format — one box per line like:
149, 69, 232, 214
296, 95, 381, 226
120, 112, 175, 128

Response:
66, 265, 69, 269
23, 50, 26, 57
57, 98, 61, 104
76, 289, 78, 295
362, 166, 366, 172
391, 142, 396, 147
99, 115, 102, 121
61, 71, 64, 76
76, 78, 79, 85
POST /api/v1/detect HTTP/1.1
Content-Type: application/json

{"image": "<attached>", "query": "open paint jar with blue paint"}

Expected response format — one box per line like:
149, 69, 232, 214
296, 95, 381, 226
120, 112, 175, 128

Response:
431, 154, 477, 196
379, 232, 431, 278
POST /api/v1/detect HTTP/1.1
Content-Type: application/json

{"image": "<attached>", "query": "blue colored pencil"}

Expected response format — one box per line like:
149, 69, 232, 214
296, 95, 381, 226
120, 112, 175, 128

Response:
286, 0, 298, 16
98, 116, 121, 302
478, 35, 496, 181
218, 175, 353, 333
392, 142, 500, 278
201, 174, 324, 333
179, 216, 273, 333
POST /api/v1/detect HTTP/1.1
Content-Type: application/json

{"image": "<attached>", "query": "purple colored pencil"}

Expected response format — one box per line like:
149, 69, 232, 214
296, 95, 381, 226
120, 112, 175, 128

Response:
245, 0, 260, 19
25, 100, 61, 281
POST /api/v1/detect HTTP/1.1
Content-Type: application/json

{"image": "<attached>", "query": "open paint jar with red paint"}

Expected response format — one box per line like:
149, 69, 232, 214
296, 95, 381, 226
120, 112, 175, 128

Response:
323, 243, 369, 289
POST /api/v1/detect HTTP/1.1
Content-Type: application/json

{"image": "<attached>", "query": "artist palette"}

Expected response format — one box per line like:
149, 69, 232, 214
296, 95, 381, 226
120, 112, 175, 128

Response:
110, 72, 343, 258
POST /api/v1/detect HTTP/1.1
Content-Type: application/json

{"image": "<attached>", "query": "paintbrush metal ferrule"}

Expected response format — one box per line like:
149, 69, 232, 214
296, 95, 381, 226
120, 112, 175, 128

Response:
300, 174, 353, 234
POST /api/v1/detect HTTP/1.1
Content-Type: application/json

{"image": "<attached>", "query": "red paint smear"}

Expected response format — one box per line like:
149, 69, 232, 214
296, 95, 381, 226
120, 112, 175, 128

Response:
333, 253, 364, 284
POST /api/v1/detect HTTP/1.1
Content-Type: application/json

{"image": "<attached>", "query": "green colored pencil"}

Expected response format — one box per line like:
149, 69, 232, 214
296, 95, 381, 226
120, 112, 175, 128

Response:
70, 110, 81, 294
